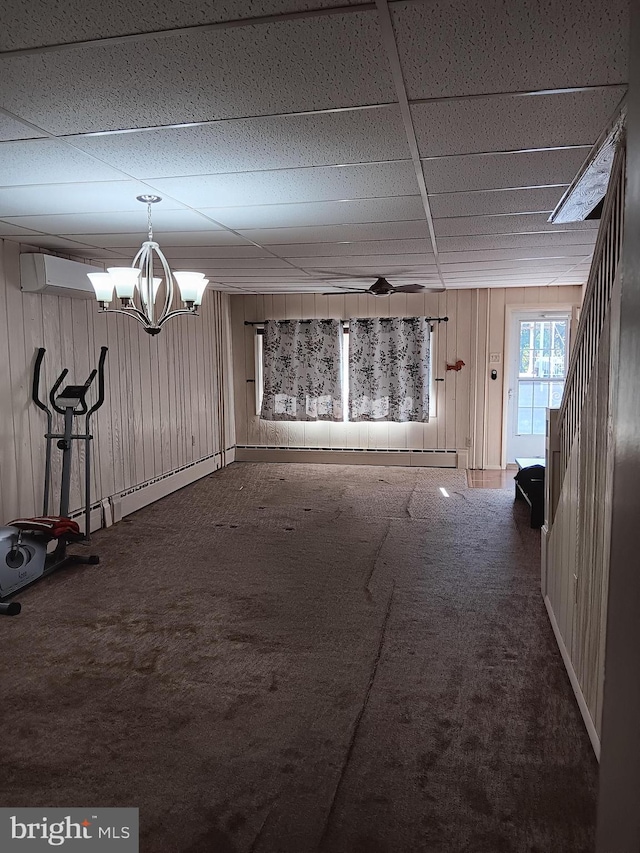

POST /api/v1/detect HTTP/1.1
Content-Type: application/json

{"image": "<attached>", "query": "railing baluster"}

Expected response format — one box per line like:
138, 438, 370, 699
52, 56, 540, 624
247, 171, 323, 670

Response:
555, 144, 626, 488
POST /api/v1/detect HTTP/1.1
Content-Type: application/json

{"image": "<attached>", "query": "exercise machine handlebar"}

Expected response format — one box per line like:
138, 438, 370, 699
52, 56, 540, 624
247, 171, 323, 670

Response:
49, 370, 70, 415
86, 347, 108, 418
32, 348, 49, 415
33, 347, 108, 417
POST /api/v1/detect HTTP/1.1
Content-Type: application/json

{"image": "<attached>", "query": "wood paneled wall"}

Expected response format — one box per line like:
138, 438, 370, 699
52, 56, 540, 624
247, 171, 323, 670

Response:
0, 238, 235, 524
230, 286, 582, 466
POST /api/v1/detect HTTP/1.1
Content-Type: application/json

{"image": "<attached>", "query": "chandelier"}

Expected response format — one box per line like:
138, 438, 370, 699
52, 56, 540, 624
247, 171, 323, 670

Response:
87, 195, 208, 335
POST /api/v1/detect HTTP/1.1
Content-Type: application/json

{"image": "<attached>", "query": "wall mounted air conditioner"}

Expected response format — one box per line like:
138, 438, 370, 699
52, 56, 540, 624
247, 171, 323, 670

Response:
20, 253, 103, 300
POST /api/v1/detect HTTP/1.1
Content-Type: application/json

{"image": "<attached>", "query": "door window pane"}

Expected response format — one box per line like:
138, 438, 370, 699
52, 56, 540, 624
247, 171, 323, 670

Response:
518, 408, 533, 434
533, 382, 549, 407
533, 407, 547, 434
550, 381, 564, 408
518, 383, 533, 407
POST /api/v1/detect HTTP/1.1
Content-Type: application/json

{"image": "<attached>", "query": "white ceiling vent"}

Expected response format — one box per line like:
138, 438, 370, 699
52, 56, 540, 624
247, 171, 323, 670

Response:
20, 253, 103, 300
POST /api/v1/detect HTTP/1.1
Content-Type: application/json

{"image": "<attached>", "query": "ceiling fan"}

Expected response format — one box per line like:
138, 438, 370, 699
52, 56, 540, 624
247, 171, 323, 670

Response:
322, 277, 445, 297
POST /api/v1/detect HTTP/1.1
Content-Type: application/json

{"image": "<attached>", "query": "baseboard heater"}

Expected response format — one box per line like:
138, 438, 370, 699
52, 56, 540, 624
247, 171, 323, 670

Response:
235, 446, 465, 468
66, 447, 237, 531
114, 448, 236, 518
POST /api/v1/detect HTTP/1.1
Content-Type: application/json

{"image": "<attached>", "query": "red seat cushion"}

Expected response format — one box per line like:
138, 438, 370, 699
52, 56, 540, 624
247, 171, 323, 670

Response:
8, 516, 81, 538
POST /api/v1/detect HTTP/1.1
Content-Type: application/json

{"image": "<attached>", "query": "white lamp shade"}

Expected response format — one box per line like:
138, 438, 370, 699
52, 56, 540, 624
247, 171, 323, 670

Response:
108, 267, 140, 299
194, 279, 209, 307
140, 276, 163, 304
87, 272, 114, 303
174, 270, 205, 303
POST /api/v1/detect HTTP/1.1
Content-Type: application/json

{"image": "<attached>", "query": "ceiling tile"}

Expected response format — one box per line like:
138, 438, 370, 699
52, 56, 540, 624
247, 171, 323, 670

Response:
71, 107, 409, 177
442, 258, 581, 273
158, 246, 269, 259
65, 230, 251, 247
64, 248, 128, 259
443, 269, 576, 280
0, 138, 129, 185
444, 279, 568, 289
438, 246, 593, 264
222, 284, 322, 291
237, 221, 430, 244
270, 239, 432, 257
442, 275, 540, 283
411, 88, 626, 157
433, 213, 600, 237
438, 231, 597, 252
149, 162, 418, 208
1, 12, 394, 134
321, 274, 439, 282
199, 197, 426, 229
0, 113, 46, 141
430, 186, 568, 219
0, 182, 186, 217
199, 268, 313, 278
1, 208, 219, 234
393, 0, 628, 99
443, 284, 543, 292
0, 221, 43, 237
175, 257, 292, 269
0, 0, 369, 51
11, 235, 108, 252
294, 264, 437, 276
295, 254, 436, 268
422, 147, 590, 194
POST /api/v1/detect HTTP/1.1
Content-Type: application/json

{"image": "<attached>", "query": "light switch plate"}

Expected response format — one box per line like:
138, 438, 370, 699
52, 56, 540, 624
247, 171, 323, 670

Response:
489, 353, 501, 363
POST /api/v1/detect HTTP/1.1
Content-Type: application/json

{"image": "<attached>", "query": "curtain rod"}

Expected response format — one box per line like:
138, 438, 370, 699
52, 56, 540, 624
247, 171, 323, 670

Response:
244, 317, 448, 325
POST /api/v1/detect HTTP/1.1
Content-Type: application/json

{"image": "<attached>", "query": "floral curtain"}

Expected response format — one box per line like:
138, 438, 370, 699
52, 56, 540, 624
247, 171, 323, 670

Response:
348, 317, 431, 422
260, 319, 343, 421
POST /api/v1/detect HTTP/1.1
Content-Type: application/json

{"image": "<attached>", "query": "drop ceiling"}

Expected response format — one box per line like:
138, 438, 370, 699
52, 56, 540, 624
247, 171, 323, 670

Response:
0, 0, 629, 294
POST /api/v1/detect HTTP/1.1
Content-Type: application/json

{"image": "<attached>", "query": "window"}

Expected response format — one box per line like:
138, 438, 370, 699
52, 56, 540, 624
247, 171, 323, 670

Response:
254, 323, 436, 421
516, 317, 568, 435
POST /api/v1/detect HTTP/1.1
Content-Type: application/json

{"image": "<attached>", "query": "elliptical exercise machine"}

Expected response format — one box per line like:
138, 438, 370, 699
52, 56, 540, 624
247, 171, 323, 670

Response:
0, 346, 108, 615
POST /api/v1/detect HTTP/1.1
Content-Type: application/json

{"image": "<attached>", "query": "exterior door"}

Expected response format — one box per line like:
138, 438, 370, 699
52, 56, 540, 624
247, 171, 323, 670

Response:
506, 312, 570, 463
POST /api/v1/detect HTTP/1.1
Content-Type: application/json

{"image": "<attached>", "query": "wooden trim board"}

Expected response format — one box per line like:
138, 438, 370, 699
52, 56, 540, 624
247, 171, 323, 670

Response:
544, 593, 601, 760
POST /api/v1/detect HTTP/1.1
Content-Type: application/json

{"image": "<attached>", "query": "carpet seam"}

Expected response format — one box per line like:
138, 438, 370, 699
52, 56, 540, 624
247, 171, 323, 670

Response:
364, 520, 391, 596
316, 582, 396, 851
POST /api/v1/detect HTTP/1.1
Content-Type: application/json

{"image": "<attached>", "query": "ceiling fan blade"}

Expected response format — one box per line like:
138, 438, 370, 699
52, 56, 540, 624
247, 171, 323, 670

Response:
392, 284, 426, 293
322, 288, 365, 295
314, 270, 367, 279
392, 284, 446, 293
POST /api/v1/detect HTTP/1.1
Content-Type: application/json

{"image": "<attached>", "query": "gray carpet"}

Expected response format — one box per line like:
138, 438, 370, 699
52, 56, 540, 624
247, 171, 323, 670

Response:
0, 463, 597, 852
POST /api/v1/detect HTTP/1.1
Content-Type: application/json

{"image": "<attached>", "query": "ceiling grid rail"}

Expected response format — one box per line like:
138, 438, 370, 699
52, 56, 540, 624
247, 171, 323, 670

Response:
374, 0, 445, 289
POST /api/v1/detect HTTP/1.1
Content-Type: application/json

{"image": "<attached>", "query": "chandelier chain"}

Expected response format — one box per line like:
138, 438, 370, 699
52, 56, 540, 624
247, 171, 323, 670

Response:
147, 203, 153, 241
